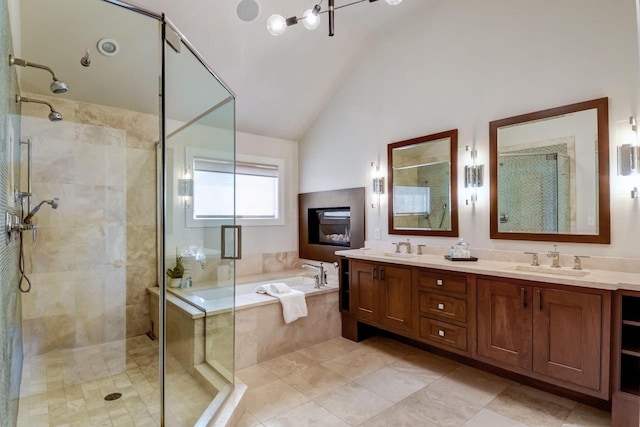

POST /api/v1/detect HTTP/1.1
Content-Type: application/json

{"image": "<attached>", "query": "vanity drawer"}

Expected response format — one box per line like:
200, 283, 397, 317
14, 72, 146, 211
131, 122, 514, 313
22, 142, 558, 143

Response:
419, 292, 467, 323
418, 271, 467, 294
419, 317, 467, 351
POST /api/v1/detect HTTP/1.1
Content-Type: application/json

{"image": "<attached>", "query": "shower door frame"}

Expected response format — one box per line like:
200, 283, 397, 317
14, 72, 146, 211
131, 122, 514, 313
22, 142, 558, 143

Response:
99, 1, 238, 425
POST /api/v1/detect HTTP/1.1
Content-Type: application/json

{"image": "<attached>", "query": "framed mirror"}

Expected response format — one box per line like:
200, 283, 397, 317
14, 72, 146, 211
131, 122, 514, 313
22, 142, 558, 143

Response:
388, 129, 459, 237
489, 97, 610, 243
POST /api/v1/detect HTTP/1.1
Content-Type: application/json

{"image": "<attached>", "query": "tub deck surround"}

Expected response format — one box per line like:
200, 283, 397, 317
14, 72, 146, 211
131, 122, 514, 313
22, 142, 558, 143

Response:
148, 270, 339, 317
336, 248, 640, 291
148, 269, 342, 374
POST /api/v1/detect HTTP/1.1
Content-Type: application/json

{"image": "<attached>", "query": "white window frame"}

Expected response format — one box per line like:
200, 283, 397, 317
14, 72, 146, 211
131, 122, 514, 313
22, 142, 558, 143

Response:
185, 147, 285, 228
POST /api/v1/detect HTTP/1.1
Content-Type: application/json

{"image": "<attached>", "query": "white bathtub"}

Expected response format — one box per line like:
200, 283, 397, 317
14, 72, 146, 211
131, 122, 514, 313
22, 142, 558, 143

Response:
169, 275, 337, 315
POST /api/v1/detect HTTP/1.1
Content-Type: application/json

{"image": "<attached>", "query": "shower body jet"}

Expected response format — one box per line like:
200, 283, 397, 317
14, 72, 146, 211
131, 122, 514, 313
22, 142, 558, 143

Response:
15, 95, 63, 122
9, 54, 69, 93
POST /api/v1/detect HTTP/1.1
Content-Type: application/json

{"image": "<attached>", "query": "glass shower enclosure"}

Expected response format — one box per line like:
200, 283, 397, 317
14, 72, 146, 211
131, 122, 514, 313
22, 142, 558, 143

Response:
6, 1, 236, 426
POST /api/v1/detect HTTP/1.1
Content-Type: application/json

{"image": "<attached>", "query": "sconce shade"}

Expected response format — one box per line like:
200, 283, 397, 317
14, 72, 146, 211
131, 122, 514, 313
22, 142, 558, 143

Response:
618, 144, 639, 176
464, 165, 484, 188
372, 177, 385, 195
178, 178, 193, 197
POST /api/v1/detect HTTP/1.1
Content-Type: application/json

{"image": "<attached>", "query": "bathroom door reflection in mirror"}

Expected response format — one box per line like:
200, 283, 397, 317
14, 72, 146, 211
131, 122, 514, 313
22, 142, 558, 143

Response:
388, 129, 459, 237
490, 97, 610, 243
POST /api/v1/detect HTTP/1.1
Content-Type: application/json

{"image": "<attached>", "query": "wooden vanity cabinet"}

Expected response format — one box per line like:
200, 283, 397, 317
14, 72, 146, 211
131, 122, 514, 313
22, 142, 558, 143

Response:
533, 287, 604, 391
477, 279, 533, 370
340, 256, 612, 401
349, 259, 413, 334
414, 269, 474, 356
477, 277, 610, 399
612, 290, 640, 426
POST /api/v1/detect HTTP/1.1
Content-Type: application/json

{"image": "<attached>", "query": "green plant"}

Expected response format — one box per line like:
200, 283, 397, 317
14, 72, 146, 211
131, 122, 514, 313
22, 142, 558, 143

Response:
166, 251, 186, 279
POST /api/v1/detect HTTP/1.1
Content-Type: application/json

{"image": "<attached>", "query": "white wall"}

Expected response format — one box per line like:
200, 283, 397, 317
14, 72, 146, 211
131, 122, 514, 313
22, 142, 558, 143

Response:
299, 0, 640, 257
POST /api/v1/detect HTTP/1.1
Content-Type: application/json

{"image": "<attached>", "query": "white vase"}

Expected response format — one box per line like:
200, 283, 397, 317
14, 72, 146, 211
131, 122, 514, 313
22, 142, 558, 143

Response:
169, 277, 182, 288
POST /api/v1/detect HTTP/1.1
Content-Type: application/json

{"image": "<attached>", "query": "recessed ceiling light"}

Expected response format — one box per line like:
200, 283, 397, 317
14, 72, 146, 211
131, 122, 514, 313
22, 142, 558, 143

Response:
237, 0, 260, 23
97, 38, 120, 57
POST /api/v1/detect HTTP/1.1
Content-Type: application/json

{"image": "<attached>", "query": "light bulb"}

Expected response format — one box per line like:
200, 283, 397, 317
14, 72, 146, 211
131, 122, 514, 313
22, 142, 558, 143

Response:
384, 0, 403, 5
302, 8, 321, 30
267, 14, 287, 36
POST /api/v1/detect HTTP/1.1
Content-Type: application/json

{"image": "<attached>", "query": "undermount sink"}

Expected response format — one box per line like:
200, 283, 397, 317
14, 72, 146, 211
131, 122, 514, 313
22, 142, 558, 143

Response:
382, 252, 416, 259
513, 264, 590, 277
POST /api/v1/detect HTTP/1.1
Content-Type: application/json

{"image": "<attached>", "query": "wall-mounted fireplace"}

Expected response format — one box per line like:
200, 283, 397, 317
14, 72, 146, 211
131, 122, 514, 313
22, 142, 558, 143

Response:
299, 188, 365, 263
309, 208, 351, 247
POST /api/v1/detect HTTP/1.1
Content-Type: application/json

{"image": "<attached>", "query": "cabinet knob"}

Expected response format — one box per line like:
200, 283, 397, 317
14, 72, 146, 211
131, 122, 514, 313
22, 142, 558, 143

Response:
437, 303, 445, 310
438, 329, 446, 337
436, 279, 443, 286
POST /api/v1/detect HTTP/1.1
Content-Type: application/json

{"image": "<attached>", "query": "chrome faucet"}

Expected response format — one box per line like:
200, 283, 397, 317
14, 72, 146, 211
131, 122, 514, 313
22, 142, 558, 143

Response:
398, 239, 411, 254
547, 245, 561, 268
301, 262, 326, 288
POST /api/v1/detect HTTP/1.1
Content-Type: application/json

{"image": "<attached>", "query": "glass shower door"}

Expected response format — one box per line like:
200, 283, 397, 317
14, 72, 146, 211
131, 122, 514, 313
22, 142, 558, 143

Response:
162, 21, 236, 425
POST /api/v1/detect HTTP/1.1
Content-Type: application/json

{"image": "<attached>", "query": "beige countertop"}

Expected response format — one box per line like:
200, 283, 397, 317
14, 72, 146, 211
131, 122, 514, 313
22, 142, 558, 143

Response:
336, 249, 640, 292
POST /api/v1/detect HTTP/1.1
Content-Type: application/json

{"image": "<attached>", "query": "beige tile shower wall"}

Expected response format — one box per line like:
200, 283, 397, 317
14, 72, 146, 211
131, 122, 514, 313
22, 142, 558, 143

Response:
20, 93, 158, 356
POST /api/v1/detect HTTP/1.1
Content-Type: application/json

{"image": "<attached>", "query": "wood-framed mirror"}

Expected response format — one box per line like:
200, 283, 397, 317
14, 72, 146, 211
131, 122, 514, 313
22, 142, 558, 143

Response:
489, 97, 610, 243
388, 129, 459, 237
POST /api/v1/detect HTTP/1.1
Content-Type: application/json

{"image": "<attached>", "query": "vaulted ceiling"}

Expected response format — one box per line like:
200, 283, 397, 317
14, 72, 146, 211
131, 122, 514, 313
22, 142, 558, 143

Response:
16, 0, 433, 141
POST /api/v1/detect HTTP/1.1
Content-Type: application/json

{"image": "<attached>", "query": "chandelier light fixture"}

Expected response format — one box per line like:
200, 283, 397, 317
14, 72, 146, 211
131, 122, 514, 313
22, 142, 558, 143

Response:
267, 0, 403, 37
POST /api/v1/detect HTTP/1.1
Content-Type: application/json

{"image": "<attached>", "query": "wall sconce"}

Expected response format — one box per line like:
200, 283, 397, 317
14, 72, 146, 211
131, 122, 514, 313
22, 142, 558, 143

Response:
464, 145, 484, 205
177, 176, 193, 208
370, 161, 385, 209
617, 117, 640, 198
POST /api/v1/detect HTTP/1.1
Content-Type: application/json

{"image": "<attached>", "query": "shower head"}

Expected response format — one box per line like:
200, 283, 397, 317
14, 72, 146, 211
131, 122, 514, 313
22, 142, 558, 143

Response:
48, 110, 63, 122
16, 95, 63, 122
50, 79, 69, 94
23, 198, 59, 224
9, 54, 69, 94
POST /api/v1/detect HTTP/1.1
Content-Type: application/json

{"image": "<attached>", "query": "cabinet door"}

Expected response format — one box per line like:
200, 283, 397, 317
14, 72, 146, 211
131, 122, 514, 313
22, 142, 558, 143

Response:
533, 288, 602, 390
350, 260, 378, 322
378, 264, 412, 333
477, 279, 532, 370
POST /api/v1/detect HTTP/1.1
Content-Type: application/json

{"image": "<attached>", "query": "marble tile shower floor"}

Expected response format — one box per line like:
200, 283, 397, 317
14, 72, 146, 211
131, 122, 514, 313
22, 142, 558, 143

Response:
16, 335, 215, 427
237, 336, 611, 427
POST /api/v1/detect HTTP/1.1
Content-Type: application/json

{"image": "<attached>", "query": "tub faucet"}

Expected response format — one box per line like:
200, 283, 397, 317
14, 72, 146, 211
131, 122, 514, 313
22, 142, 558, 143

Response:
547, 245, 561, 268
301, 262, 326, 288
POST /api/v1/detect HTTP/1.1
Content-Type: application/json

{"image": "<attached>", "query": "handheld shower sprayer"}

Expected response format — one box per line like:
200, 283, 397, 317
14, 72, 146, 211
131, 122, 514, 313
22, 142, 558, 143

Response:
9, 54, 69, 93
16, 95, 63, 122
23, 198, 59, 224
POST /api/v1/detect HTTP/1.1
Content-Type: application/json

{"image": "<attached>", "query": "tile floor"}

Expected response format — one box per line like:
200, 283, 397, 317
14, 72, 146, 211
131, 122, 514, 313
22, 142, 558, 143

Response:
16, 335, 215, 427
237, 336, 612, 427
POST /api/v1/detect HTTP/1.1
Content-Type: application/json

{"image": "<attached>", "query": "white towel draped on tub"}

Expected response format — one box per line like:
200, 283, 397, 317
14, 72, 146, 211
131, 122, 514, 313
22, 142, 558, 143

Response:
254, 283, 308, 324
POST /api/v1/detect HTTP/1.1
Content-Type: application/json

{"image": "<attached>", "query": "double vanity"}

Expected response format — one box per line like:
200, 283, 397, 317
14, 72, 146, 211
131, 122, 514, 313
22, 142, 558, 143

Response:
297, 96, 634, 420
336, 248, 640, 423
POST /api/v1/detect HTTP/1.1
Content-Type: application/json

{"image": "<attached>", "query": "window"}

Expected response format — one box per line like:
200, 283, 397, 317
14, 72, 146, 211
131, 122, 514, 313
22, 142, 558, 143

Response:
187, 151, 284, 227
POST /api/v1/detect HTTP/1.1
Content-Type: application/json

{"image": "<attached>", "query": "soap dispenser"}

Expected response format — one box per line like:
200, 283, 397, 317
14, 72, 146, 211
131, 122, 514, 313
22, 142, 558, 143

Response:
455, 239, 470, 258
